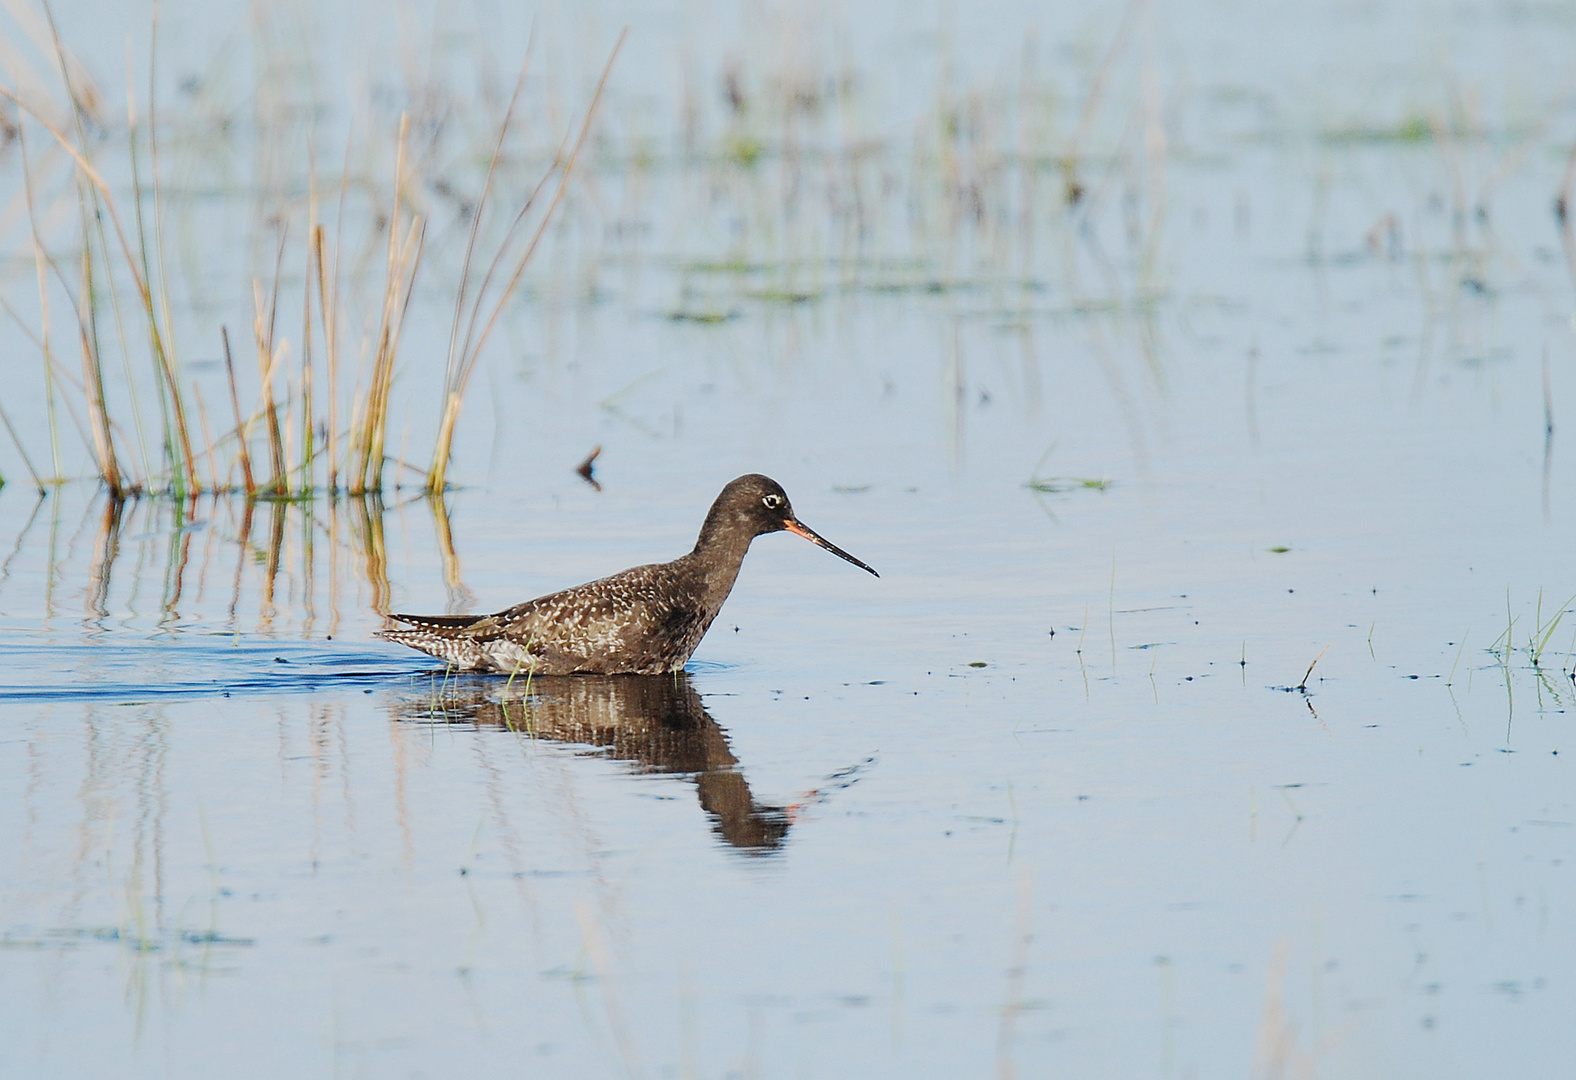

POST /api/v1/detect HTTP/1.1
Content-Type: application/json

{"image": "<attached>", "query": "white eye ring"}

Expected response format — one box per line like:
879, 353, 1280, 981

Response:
762, 494, 783, 508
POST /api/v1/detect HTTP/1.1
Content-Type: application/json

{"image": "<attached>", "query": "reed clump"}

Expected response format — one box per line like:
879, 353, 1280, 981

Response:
0, 5, 1186, 498
0, 12, 622, 500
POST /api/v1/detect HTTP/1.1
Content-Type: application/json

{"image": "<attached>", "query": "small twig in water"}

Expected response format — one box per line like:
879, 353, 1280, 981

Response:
1297, 645, 1331, 692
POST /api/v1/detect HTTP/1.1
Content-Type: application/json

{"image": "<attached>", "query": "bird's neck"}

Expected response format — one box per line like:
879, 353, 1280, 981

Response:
686, 520, 755, 611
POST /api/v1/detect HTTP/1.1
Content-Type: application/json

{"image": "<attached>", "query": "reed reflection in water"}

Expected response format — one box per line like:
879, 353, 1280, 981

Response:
0, 485, 472, 640
394, 673, 793, 853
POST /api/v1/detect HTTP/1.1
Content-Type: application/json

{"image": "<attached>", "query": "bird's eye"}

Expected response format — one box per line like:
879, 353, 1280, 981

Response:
762, 494, 783, 509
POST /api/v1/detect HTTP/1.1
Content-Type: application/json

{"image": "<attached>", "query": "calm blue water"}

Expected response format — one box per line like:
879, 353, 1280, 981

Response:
1, 1, 1574, 1077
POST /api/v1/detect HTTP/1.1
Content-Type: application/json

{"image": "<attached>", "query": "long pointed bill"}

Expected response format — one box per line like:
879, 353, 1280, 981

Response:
783, 518, 879, 577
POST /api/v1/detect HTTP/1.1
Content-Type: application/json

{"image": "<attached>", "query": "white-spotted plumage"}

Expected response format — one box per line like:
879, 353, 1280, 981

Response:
379, 474, 878, 675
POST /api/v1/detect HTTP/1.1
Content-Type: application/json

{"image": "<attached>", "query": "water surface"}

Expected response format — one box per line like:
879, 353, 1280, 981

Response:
1, 0, 1574, 1077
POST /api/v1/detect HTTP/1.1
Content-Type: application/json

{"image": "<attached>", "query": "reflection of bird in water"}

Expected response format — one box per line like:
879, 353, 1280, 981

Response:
379, 474, 877, 674
397, 672, 791, 853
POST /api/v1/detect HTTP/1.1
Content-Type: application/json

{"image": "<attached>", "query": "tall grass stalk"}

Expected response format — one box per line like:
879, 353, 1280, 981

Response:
126, 13, 198, 496
300, 165, 319, 496
74, 242, 122, 496
190, 383, 221, 491
1530, 592, 1576, 668
425, 29, 626, 493
1, 78, 197, 492
18, 127, 64, 483
221, 327, 256, 496
325, 131, 354, 495
313, 225, 339, 493
428, 54, 534, 494
114, 82, 158, 487
252, 255, 287, 493
352, 113, 425, 496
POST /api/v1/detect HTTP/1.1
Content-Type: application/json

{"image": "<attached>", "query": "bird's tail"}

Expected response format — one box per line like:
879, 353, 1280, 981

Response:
379, 614, 489, 668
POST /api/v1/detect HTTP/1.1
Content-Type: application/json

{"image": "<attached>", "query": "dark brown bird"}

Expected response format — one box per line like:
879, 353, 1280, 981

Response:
379, 474, 878, 674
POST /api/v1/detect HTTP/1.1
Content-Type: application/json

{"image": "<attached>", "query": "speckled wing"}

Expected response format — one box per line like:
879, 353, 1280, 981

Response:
457, 562, 711, 675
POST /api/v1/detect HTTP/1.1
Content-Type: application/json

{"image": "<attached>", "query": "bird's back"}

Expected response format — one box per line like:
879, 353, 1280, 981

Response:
385, 556, 719, 675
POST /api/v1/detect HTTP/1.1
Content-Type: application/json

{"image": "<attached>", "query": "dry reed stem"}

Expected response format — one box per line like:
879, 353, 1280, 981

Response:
301, 156, 319, 495
251, 279, 285, 492
451, 155, 557, 380
190, 383, 221, 492
17, 125, 66, 482
264, 226, 290, 486
2, 56, 197, 491
0, 5, 92, 134
97, 21, 197, 489
32, 1, 102, 119
32, 115, 122, 492
429, 50, 535, 493
116, 71, 163, 488
221, 326, 255, 495
144, 10, 172, 303
426, 28, 627, 493
354, 112, 424, 495
1297, 645, 1331, 692
356, 214, 426, 493
446, 53, 534, 370
74, 245, 121, 495
328, 131, 354, 493
353, 117, 407, 493
145, 9, 189, 489
313, 224, 339, 492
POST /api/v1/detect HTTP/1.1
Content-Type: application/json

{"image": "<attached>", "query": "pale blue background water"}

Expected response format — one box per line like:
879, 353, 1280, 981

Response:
0, 1, 1573, 1076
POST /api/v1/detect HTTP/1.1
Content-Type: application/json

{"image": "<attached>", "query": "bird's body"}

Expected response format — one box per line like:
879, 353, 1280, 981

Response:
380, 551, 742, 675
379, 474, 877, 675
